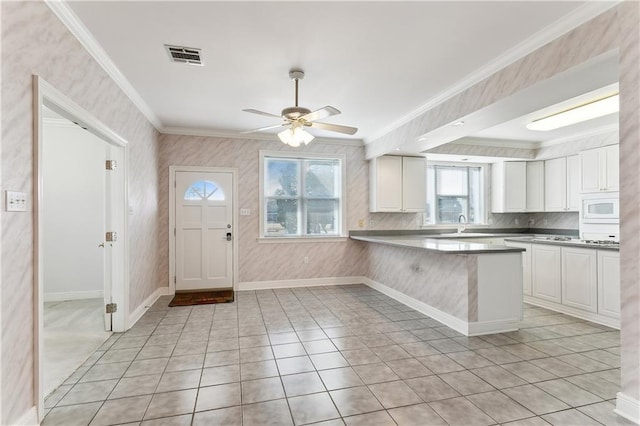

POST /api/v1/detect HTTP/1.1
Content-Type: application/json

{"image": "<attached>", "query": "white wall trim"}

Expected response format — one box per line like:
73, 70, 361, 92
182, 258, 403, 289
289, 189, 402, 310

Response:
365, 1, 620, 144
44, 290, 104, 302
363, 277, 520, 336
362, 277, 469, 335
126, 286, 170, 329
237, 276, 362, 292
524, 295, 620, 329
615, 392, 640, 425
44, 0, 162, 130
14, 406, 38, 426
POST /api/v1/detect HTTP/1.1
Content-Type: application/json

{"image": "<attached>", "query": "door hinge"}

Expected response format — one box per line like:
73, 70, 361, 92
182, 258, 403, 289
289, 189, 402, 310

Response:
174, 180, 176, 188
106, 160, 117, 170
106, 231, 117, 242
106, 303, 117, 314
174, 228, 176, 236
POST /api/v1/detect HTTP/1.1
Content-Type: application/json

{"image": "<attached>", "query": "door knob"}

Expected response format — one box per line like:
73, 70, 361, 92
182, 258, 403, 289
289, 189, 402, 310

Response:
98, 243, 105, 248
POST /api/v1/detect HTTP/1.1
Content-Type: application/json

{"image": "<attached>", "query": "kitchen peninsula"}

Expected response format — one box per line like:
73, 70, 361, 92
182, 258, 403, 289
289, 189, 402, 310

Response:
351, 232, 525, 336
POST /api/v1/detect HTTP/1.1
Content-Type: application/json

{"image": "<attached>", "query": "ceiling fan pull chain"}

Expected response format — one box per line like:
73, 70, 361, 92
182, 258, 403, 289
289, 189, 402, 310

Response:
294, 77, 299, 107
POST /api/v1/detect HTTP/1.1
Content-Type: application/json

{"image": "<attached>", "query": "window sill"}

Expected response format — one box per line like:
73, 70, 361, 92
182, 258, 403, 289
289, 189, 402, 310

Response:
258, 236, 348, 244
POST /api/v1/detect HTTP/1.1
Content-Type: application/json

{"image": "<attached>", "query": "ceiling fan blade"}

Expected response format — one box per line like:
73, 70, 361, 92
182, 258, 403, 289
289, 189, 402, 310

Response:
300, 106, 341, 122
242, 109, 283, 119
309, 121, 358, 135
240, 123, 287, 134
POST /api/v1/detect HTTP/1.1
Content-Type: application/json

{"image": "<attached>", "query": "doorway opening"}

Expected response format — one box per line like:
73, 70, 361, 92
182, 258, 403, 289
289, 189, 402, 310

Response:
34, 76, 129, 421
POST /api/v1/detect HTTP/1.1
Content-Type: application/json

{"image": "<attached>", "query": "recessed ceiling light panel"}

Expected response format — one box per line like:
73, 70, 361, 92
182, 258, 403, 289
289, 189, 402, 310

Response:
526, 93, 618, 131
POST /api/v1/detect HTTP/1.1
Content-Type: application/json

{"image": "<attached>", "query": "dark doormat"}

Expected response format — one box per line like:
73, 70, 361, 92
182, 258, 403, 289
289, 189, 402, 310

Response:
168, 289, 235, 307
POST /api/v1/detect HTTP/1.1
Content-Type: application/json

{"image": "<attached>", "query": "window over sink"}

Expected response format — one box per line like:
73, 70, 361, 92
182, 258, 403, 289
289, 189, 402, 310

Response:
425, 164, 486, 225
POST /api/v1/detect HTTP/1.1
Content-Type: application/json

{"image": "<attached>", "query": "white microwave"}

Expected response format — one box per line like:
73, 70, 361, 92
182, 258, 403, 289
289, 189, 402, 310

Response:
581, 193, 619, 224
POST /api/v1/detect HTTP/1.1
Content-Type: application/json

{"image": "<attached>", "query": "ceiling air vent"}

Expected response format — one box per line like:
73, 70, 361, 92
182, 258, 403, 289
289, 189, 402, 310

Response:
164, 45, 203, 66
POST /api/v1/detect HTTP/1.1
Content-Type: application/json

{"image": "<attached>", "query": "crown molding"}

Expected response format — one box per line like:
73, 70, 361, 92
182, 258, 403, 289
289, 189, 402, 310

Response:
364, 1, 620, 145
45, 0, 163, 130
160, 126, 364, 147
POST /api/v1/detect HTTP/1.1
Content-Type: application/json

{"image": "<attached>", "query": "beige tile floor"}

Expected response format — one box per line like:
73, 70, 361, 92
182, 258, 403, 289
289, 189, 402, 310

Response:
44, 298, 112, 397
42, 285, 633, 425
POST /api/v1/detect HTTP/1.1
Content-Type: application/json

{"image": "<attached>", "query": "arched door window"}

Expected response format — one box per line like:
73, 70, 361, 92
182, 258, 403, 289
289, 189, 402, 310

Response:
184, 180, 225, 201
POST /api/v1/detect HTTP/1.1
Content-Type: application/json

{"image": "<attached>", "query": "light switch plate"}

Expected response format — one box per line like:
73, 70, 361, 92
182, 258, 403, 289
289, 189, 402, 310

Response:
5, 191, 27, 212
240, 208, 251, 216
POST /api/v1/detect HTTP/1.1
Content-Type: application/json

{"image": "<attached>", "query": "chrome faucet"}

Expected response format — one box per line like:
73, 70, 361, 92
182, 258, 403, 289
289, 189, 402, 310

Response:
457, 214, 467, 234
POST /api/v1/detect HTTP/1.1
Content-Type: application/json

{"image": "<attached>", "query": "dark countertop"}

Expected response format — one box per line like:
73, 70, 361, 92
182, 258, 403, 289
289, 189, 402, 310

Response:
503, 236, 620, 251
350, 235, 525, 254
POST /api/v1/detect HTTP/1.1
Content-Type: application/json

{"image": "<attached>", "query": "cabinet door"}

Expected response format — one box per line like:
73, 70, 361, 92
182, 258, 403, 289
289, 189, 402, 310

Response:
598, 250, 620, 318
566, 155, 580, 211
544, 158, 567, 211
526, 161, 544, 212
372, 156, 402, 212
561, 247, 597, 312
604, 144, 619, 191
505, 162, 527, 212
402, 157, 426, 212
531, 244, 561, 303
506, 242, 531, 296
580, 148, 600, 193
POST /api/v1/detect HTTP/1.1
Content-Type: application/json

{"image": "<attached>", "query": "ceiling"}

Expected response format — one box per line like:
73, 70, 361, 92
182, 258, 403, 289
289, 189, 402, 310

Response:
63, 1, 609, 143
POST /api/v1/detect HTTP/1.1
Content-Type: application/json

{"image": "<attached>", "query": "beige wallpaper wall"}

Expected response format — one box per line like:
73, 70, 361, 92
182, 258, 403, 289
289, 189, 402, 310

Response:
1, 1, 161, 423
158, 135, 370, 284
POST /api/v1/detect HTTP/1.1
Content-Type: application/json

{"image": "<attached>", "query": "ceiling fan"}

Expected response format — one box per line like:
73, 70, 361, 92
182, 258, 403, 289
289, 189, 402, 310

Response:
242, 69, 358, 146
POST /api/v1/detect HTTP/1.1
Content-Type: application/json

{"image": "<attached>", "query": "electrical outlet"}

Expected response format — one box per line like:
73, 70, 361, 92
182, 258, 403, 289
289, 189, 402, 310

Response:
528, 219, 535, 227
515, 218, 520, 225
240, 208, 251, 216
303, 256, 309, 264
5, 191, 27, 212
358, 219, 364, 228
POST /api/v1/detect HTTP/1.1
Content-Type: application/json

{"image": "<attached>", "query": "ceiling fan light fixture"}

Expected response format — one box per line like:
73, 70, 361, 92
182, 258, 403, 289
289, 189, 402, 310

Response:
278, 124, 314, 147
526, 93, 619, 131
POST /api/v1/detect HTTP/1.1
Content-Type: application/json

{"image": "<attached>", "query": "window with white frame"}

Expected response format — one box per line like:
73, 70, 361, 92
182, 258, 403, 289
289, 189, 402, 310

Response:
262, 152, 344, 238
425, 164, 485, 225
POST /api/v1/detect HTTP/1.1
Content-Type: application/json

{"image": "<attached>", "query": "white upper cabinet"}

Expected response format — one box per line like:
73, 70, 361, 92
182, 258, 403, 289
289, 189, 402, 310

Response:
526, 161, 545, 212
402, 157, 427, 212
370, 155, 425, 212
544, 157, 567, 211
580, 144, 619, 193
566, 155, 581, 211
492, 162, 526, 213
544, 156, 579, 212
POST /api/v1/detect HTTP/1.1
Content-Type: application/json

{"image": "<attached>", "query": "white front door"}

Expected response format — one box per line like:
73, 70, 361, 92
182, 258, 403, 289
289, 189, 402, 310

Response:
175, 171, 233, 290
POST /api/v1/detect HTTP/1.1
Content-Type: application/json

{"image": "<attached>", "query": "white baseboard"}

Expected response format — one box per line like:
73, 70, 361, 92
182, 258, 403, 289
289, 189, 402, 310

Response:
615, 392, 640, 425
237, 276, 363, 291
126, 286, 170, 329
15, 406, 38, 426
44, 290, 104, 302
524, 295, 620, 329
363, 277, 519, 337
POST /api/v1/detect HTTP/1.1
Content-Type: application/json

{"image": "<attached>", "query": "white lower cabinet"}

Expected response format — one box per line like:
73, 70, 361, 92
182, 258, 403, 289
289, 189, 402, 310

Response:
597, 250, 620, 319
525, 241, 620, 328
531, 244, 561, 303
505, 241, 531, 296
561, 247, 597, 313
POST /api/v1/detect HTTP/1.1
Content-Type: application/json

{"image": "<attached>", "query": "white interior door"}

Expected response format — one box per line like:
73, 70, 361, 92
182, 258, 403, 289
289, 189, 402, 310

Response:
175, 171, 233, 290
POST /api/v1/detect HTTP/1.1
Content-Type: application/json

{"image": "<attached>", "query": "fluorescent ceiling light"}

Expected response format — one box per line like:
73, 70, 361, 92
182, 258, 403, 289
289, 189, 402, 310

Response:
526, 94, 619, 131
